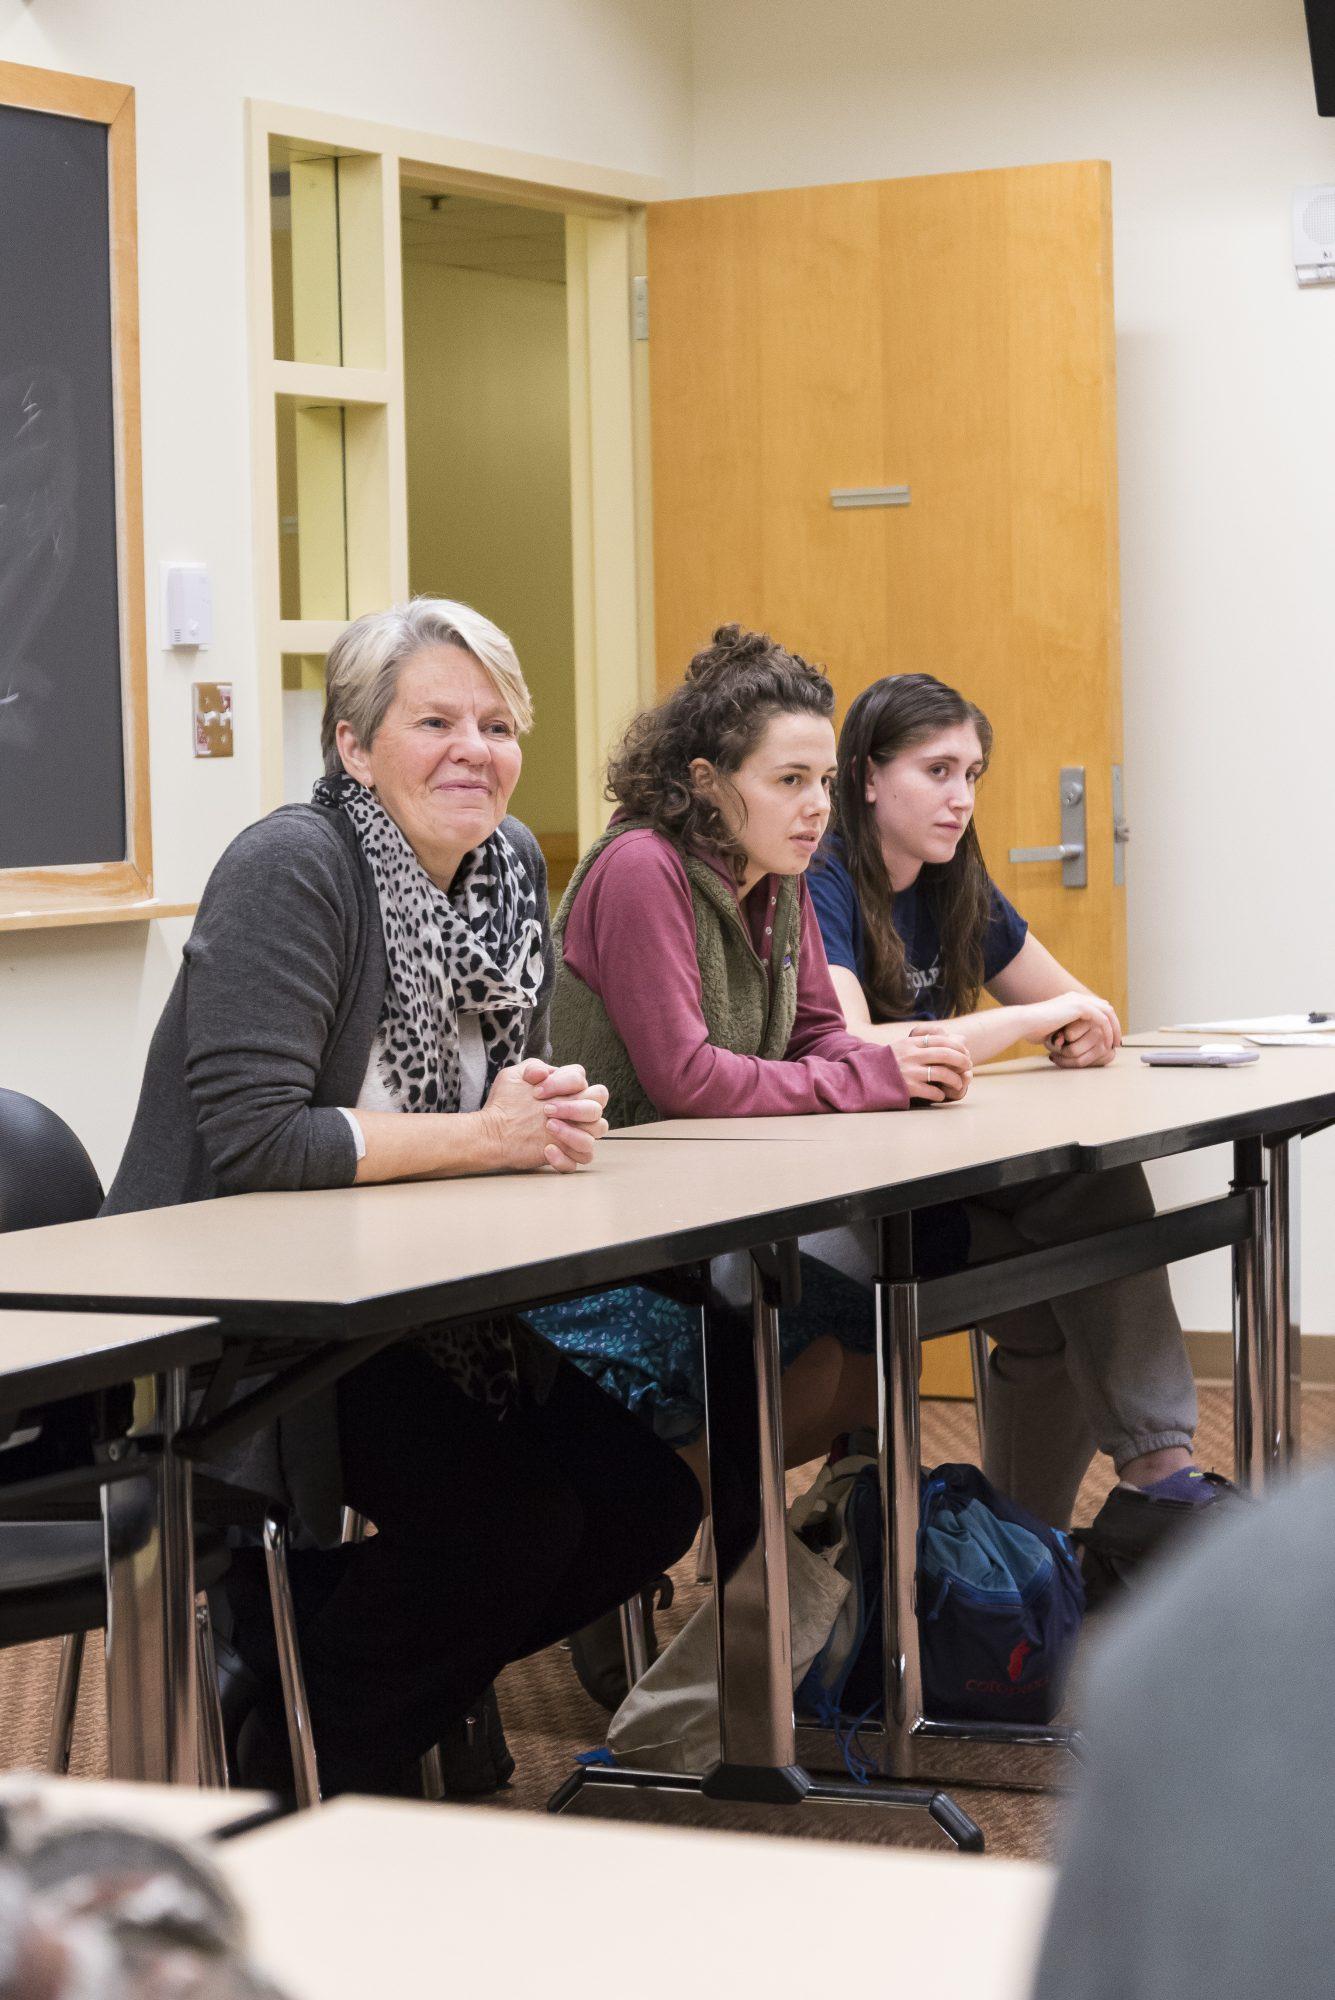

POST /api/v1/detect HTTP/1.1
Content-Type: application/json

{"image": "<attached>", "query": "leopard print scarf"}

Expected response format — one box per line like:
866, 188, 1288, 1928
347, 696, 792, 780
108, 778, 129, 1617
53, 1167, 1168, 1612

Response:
314, 773, 548, 1413
312, 773, 546, 1113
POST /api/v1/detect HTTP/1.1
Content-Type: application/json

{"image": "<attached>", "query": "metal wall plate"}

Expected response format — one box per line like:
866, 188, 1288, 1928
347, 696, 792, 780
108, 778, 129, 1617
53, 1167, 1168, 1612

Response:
1058, 766, 1087, 888
193, 683, 233, 759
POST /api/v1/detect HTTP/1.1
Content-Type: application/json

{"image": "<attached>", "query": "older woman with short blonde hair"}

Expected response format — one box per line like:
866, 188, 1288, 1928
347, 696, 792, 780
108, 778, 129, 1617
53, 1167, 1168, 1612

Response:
105, 597, 701, 1797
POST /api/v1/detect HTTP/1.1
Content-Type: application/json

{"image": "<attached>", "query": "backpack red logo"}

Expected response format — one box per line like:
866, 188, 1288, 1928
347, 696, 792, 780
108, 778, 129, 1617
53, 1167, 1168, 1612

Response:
1007, 1639, 1033, 1683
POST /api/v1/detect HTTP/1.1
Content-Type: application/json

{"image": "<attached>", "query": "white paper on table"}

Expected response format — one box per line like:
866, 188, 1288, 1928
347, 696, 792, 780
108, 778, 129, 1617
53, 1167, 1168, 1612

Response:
1243, 1033, 1335, 1047
1163, 1015, 1335, 1036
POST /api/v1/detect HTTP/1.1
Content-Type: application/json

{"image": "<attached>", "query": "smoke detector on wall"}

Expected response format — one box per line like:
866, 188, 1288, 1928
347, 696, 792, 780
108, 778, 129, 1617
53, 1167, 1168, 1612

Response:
1293, 185, 1335, 286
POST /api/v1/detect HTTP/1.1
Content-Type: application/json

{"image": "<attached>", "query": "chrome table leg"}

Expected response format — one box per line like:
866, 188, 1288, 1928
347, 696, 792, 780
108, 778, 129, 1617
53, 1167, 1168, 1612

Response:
419, 1744, 446, 1800
549, 1252, 982, 1848
102, 1368, 198, 1784
968, 1326, 990, 1451
47, 1630, 85, 1775
1231, 1139, 1271, 1492
1265, 1134, 1302, 1472
195, 1602, 229, 1790
619, 1592, 651, 1689
262, 1510, 322, 1808
705, 1247, 803, 1797
876, 1260, 925, 1780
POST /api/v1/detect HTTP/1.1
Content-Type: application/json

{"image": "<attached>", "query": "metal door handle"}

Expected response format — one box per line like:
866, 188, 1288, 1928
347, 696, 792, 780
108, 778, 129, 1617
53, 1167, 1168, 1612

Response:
1008, 767, 1088, 888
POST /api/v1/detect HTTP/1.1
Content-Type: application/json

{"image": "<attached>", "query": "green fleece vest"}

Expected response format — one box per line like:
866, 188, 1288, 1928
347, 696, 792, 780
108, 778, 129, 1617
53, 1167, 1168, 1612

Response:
549, 821, 802, 1130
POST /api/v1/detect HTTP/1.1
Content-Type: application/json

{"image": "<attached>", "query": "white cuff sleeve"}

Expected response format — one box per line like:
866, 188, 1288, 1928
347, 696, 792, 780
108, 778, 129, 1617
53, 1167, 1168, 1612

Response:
338, 1106, 367, 1162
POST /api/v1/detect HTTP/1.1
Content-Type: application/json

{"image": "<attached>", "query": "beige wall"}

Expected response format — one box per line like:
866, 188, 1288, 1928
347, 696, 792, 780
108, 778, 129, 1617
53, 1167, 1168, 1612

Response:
404, 257, 577, 837
0, 0, 690, 1185
685, 0, 1335, 1333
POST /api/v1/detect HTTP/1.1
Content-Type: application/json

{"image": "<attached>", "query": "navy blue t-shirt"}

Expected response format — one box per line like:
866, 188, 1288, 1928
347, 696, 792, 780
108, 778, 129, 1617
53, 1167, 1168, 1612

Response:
807, 838, 1028, 1021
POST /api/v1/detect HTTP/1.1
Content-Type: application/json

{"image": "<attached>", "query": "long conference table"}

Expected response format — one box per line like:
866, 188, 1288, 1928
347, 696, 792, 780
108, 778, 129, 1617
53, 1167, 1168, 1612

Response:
0, 1046, 1328, 1844
6, 1778, 1054, 1999
0, 1310, 221, 1786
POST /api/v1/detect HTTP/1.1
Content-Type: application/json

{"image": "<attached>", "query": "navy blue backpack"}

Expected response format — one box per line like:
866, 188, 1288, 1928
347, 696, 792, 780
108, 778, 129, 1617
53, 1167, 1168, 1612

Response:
796, 1459, 1085, 1729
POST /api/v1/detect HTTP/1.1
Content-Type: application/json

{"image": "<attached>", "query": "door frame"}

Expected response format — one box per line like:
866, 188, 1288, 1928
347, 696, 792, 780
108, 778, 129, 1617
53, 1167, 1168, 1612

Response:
246, 99, 658, 846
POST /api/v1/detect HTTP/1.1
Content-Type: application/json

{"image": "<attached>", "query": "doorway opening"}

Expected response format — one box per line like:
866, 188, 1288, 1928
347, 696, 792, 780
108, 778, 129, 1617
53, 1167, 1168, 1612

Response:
250, 100, 654, 851
400, 184, 579, 898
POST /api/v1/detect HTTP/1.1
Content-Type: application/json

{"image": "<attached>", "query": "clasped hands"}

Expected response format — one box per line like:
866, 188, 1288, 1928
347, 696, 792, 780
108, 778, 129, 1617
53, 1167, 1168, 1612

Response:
1036, 990, 1122, 1069
483, 1059, 611, 1172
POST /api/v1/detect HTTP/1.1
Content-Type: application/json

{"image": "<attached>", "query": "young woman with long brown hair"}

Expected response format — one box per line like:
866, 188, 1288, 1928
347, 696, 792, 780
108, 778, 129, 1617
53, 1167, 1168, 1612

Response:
807, 673, 1230, 1540
814, 673, 1121, 1064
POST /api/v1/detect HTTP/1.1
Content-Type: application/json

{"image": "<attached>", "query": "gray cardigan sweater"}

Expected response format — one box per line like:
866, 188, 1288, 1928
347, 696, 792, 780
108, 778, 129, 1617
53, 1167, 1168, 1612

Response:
103, 804, 554, 1538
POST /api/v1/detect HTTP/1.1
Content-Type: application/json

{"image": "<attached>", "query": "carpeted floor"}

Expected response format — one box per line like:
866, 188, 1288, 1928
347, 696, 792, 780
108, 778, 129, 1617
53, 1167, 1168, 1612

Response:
3, 1384, 1328, 1859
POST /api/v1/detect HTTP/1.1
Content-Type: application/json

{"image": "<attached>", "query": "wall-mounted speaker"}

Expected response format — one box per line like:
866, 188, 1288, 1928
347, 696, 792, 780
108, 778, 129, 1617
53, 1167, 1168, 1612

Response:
1304, 0, 1334, 115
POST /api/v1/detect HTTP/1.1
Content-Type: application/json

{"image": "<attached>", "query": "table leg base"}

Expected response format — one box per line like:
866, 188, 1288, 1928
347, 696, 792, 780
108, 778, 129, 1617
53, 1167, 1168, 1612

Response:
702, 1760, 811, 1803
546, 1761, 984, 1850
797, 1719, 1086, 1795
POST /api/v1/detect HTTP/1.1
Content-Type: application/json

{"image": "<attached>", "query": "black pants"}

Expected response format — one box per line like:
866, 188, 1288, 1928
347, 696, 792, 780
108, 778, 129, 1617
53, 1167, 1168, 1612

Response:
243, 1345, 702, 1794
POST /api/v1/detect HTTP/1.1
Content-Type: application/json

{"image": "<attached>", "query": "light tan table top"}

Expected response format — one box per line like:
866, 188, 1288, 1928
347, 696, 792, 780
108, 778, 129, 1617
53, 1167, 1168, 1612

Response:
0, 1773, 273, 1841
0, 1119, 1068, 1336
218, 1796, 1054, 2000
951, 1044, 1335, 1165
0, 1048, 1329, 1338
0, 1310, 219, 1409
609, 1043, 1335, 1170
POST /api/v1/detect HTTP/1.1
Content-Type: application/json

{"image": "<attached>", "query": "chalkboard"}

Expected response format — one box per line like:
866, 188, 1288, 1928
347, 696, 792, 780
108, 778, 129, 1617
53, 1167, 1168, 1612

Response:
0, 101, 126, 870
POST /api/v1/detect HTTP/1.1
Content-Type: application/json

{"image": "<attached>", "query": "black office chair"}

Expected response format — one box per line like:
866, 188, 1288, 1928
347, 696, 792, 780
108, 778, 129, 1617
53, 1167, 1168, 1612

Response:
3, 1520, 233, 1785
0, 1088, 103, 1233
0, 1088, 314, 1796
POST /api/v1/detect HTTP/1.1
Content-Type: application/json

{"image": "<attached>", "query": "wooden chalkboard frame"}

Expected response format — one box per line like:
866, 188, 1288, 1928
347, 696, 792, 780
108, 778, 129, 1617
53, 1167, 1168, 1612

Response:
0, 63, 183, 931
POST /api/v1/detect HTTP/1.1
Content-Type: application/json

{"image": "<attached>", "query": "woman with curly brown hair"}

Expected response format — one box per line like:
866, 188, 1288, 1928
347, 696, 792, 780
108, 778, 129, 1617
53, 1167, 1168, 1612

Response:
550, 625, 972, 1126
527, 627, 971, 1702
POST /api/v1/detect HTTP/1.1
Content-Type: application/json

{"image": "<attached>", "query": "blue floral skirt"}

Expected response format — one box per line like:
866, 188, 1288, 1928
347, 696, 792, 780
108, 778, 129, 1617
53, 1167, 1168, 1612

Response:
528, 1204, 970, 1446
528, 1254, 873, 1448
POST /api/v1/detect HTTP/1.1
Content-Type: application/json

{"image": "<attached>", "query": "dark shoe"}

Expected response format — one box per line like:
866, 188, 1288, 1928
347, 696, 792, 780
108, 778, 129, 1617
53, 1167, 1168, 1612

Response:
431, 1685, 515, 1797
1075, 1471, 1242, 1612
566, 1576, 672, 1713
228, 1673, 503, 1802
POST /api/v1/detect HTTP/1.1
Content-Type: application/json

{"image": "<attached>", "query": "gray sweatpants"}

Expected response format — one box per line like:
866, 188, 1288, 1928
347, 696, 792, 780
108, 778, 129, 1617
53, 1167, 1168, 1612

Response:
803, 1163, 1197, 1528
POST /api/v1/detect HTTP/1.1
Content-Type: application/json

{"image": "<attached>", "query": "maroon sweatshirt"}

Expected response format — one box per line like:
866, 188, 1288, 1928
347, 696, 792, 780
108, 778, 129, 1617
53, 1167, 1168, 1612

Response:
561, 826, 908, 1118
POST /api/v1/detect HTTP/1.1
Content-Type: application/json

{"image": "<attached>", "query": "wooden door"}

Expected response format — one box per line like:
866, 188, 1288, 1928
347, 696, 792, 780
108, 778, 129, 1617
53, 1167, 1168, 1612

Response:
646, 162, 1126, 1015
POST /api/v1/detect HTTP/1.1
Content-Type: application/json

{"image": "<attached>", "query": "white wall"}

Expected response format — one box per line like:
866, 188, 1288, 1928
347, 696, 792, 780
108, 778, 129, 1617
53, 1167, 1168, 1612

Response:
0, 0, 691, 1185
3, 0, 1331, 1334
686, 0, 1335, 1333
